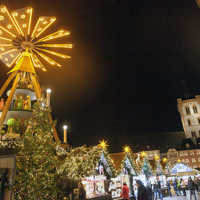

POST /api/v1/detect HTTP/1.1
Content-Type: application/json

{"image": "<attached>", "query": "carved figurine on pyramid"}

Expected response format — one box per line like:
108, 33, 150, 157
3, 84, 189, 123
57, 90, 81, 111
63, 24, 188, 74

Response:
0, 5, 72, 141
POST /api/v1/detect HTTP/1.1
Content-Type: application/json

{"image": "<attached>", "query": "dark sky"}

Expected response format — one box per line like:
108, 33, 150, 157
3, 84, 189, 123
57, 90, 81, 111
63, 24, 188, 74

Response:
1, 0, 200, 151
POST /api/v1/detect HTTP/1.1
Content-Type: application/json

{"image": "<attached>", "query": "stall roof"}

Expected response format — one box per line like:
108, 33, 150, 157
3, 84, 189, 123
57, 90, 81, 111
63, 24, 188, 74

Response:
110, 152, 126, 171
171, 163, 194, 174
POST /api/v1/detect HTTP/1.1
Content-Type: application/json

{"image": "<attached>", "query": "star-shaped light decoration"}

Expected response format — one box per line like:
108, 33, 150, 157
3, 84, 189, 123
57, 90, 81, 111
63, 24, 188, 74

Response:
0, 5, 72, 72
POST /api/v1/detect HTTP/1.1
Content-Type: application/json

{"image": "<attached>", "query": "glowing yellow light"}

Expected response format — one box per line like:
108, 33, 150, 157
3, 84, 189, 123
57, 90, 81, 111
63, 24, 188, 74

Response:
31, 16, 56, 39
33, 49, 61, 67
7, 24, 12, 29
12, 12, 18, 17
20, 14, 26, 19
35, 47, 71, 59
0, 44, 13, 47
0, 6, 72, 71
154, 155, 160, 161
36, 43, 73, 49
124, 146, 131, 153
36, 29, 70, 43
4, 7, 22, 35
0, 36, 12, 41
0, 15, 4, 20
141, 151, 147, 158
26, 8, 31, 13
162, 157, 167, 163
0, 26, 16, 38
1, 7, 6, 13
177, 159, 181, 163
30, 51, 46, 71
12, 14, 24, 36
27, 8, 32, 35
99, 140, 108, 149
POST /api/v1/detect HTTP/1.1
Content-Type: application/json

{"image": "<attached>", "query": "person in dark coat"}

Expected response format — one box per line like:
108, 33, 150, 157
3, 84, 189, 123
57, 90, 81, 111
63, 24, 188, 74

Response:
166, 180, 172, 197
136, 180, 148, 200
78, 182, 86, 200
146, 182, 153, 200
121, 182, 129, 200
187, 177, 198, 200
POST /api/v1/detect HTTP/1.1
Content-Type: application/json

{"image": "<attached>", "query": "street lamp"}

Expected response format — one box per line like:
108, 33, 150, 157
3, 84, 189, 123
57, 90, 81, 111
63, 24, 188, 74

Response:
63, 125, 68, 143
46, 88, 51, 107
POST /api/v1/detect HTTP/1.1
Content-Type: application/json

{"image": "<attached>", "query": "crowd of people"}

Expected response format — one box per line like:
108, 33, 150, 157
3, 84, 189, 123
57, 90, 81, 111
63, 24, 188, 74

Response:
120, 176, 200, 200
72, 176, 200, 200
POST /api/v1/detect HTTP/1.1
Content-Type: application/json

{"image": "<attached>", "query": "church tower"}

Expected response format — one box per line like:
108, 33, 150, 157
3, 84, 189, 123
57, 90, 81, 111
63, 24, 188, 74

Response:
177, 95, 200, 138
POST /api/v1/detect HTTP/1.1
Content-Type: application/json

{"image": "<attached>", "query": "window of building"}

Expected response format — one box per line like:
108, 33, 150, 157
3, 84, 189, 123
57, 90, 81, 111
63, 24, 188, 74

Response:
190, 152, 194, 156
191, 131, 197, 138
185, 159, 189, 163
188, 119, 191, 126
198, 158, 200, 162
192, 158, 196, 163
193, 105, 198, 113
186, 106, 191, 115
184, 152, 188, 156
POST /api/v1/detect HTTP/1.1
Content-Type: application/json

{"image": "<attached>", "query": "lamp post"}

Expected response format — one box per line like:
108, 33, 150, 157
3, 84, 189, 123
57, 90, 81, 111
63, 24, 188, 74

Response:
46, 88, 51, 107
63, 125, 68, 143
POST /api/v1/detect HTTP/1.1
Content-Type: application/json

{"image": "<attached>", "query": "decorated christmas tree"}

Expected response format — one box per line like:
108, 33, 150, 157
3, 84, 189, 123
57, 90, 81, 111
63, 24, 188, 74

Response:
142, 158, 152, 179
14, 102, 60, 200
58, 145, 116, 180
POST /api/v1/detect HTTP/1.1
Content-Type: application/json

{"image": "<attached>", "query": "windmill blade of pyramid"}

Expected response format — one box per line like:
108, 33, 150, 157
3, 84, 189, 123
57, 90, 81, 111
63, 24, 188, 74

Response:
35, 47, 71, 59
35, 29, 70, 43
33, 49, 61, 67
0, 5, 22, 36
30, 51, 47, 71
31, 16, 56, 40
35, 43, 72, 49
0, 49, 21, 67
11, 7, 33, 37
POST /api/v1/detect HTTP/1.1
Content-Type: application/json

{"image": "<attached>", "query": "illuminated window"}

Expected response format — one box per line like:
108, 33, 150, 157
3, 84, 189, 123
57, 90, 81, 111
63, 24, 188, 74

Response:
198, 158, 200, 162
186, 106, 191, 115
192, 158, 196, 163
190, 152, 194, 156
184, 152, 188, 156
185, 159, 189, 163
193, 105, 198, 113
188, 119, 191, 126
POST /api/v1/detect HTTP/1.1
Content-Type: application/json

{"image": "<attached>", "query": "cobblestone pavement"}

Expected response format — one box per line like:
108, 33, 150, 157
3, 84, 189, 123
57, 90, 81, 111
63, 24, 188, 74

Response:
164, 195, 200, 199
163, 196, 187, 200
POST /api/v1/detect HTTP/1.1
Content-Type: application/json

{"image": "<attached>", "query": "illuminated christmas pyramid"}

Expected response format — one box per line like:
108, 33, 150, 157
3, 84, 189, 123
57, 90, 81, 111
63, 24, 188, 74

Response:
0, 5, 72, 140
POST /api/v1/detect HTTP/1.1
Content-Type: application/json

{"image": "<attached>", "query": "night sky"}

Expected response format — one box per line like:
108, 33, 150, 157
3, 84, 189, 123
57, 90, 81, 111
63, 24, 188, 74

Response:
1, 0, 200, 152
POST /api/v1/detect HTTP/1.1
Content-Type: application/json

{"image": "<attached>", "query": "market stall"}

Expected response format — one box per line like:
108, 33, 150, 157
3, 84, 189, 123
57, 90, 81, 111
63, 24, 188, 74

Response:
82, 152, 114, 199
171, 162, 198, 176
109, 152, 138, 199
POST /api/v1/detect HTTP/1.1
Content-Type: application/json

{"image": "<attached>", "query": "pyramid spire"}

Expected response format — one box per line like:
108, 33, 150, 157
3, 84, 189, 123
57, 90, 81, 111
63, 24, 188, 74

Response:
8, 50, 36, 74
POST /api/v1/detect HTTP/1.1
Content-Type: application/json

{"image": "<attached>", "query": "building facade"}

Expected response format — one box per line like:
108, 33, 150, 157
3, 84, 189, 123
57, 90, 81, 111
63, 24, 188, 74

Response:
177, 95, 200, 138
167, 148, 200, 169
